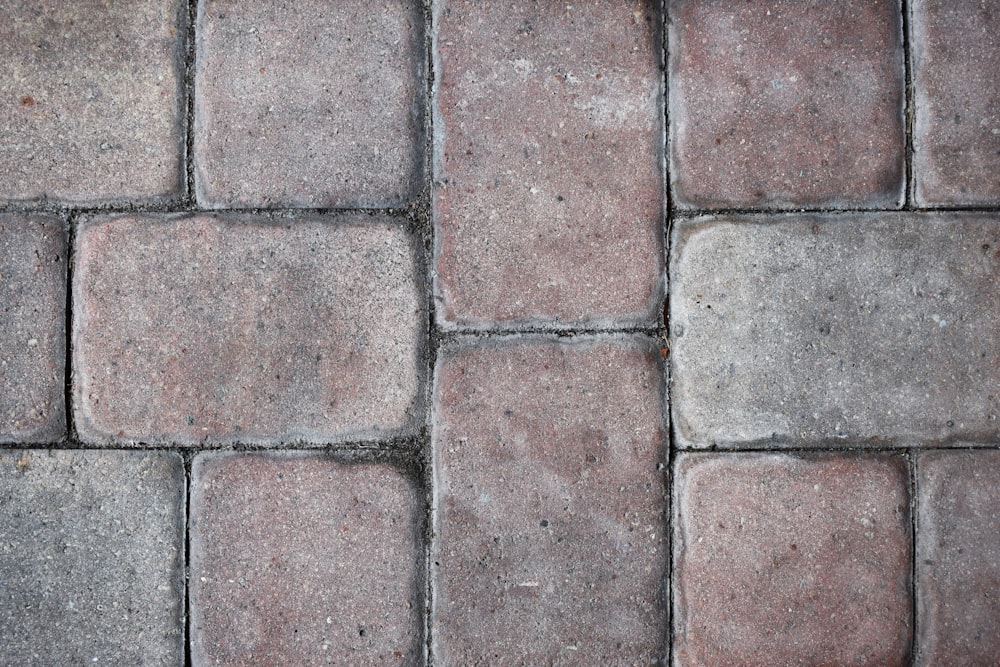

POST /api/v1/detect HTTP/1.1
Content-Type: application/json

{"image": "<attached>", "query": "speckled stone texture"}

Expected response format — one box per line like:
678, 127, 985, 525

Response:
0, 0, 185, 204
670, 213, 1000, 448
916, 450, 1000, 666
669, 0, 905, 209
0, 450, 185, 664
190, 452, 422, 666
194, 0, 424, 208
0, 214, 66, 443
432, 337, 667, 665
74, 213, 422, 445
433, 1, 663, 328
911, 0, 1000, 205
674, 453, 911, 667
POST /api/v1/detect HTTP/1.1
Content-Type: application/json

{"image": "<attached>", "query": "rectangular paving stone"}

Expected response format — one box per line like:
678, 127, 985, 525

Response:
911, 0, 1000, 205
674, 453, 911, 667
916, 450, 1000, 666
668, 0, 905, 209
0, 214, 66, 443
0, 449, 185, 665
190, 452, 422, 666
194, 0, 424, 208
670, 213, 1000, 448
432, 336, 667, 664
74, 213, 423, 446
433, 1, 663, 328
0, 1, 185, 204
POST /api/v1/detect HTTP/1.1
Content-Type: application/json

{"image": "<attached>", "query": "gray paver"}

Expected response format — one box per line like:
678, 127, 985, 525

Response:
433, 0, 663, 328
916, 450, 1000, 666
669, 0, 905, 209
432, 336, 667, 665
0, 1, 185, 204
674, 453, 911, 667
73, 213, 423, 446
0, 449, 185, 665
190, 452, 422, 666
912, 0, 1000, 206
670, 213, 1000, 448
194, 0, 425, 208
0, 214, 66, 443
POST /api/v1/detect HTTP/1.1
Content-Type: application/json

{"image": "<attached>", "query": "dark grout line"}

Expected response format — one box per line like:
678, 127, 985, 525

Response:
182, 449, 194, 667
183, 0, 198, 208
62, 212, 77, 445
907, 449, 919, 667
901, 0, 916, 210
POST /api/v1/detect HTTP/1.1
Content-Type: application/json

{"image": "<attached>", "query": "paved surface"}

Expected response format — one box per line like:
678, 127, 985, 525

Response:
0, 1, 997, 665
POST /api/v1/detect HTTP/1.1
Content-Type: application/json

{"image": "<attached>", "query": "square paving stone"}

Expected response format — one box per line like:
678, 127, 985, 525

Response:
0, 449, 185, 665
668, 0, 905, 209
194, 0, 425, 208
432, 336, 668, 665
916, 450, 1000, 665
0, 1, 185, 204
190, 452, 422, 666
73, 213, 423, 446
0, 214, 66, 443
911, 0, 1000, 205
433, 0, 663, 328
670, 213, 1000, 448
674, 453, 911, 667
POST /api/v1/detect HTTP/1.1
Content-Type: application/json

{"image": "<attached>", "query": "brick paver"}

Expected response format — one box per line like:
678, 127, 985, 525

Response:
432, 337, 667, 664
0, 450, 184, 664
190, 452, 422, 666
194, 0, 425, 208
670, 213, 1000, 448
674, 453, 911, 667
433, 1, 663, 328
0, 214, 66, 443
0, 1, 185, 204
916, 450, 1000, 665
73, 213, 422, 445
669, 0, 905, 209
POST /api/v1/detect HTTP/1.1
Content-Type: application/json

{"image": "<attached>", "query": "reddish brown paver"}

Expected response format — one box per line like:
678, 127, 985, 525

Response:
433, 1, 663, 328
670, 213, 1000, 448
916, 450, 1000, 666
432, 337, 667, 665
911, 0, 1000, 205
194, 0, 424, 208
0, 450, 185, 665
0, 1, 185, 204
674, 453, 911, 667
190, 452, 422, 666
0, 214, 66, 443
669, 0, 905, 209
73, 213, 422, 446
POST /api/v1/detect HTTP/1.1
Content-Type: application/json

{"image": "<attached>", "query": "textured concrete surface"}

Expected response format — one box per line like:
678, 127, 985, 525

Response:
432, 337, 667, 665
74, 213, 422, 445
0, 214, 66, 443
0, 450, 185, 665
433, 0, 663, 328
916, 450, 1000, 666
190, 452, 422, 666
674, 453, 911, 667
912, 0, 1000, 206
670, 213, 1000, 448
194, 0, 425, 208
669, 0, 905, 209
0, 0, 185, 204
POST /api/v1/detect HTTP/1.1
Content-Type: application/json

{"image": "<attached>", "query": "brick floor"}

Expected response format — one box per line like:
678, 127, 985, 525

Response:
73, 213, 422, 446
0, 450, 185, 664
0, 1, 185, 204
432, 337, 667, 664
190, 452, 422, 666
674, 453, 911, 667
0, 214, 66, 443
0, 1, 998, 664
916, 450, 1000, 665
